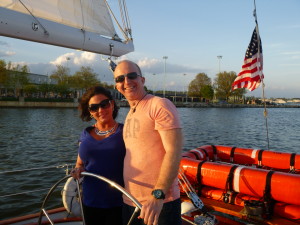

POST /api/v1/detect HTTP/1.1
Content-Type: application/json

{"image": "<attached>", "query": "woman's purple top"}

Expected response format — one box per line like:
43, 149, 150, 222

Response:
78, 124, 125, 208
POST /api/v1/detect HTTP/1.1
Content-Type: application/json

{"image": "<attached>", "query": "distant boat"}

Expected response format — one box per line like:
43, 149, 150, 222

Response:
0, 0, 134, 57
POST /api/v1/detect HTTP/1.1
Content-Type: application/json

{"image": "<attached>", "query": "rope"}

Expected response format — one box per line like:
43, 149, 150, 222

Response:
253, 0, 270, 149
18, 0, 49, 35
0, 164, 74, 174
104, 0, 131, 40
0, 164, 73, 198
119, 0, 132, 36
80, 0, 86, 50
0, 186, 64, 198
262, 83, 270, 149
179, 168, 205, 210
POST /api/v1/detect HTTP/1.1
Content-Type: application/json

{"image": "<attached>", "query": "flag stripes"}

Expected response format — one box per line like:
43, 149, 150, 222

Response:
232, 27, 263, 91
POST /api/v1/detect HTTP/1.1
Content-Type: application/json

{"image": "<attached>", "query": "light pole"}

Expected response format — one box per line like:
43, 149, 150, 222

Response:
217, 55, 222, 73
66, 57, 71, 69
163, 56, 168, 98
152, 73, 156, 95
174, 84, 177, 103
183, 73, 188, 103
215, 56, 222, 103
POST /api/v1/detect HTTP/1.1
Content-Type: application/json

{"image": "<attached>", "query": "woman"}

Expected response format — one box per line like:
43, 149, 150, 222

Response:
71, 86, 125, 225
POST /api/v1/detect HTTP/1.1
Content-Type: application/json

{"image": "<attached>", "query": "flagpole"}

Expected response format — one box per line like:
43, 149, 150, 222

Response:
253, 0, 270, 149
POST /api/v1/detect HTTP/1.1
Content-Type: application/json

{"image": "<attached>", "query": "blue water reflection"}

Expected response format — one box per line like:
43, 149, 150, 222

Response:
0, 107, 299, 219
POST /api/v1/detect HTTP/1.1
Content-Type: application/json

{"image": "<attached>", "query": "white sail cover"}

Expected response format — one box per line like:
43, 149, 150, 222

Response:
0, 0, 116, 37
0, 0, 134, 56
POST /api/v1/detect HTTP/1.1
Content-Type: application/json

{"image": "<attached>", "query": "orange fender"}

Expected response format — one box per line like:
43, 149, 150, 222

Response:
180, 157, 300, 206
191, 145, 300, 172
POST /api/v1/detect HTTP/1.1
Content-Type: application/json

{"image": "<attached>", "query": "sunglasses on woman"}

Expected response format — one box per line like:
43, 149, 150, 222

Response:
115, 72, 141, 83
89, 99, 111, 112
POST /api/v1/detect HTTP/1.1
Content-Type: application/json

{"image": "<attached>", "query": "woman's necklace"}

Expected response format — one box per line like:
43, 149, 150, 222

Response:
94, 123, 117, 136
132, 93, 148, 113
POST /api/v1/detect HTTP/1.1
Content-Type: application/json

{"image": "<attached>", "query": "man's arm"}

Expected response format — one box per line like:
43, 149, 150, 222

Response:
140, 128, 183, 225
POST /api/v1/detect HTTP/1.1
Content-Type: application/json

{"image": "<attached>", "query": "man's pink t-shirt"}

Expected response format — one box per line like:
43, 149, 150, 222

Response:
123, 94, 182, 206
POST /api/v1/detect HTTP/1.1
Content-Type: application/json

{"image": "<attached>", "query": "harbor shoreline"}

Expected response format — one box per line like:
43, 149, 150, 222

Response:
1, 100, 300, 108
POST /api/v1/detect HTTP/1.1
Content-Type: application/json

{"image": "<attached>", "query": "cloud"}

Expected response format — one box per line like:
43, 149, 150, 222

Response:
284, 24, 300, 29
0, 41, 9, 47
49, 51, 100, 67
0, 50, 16, 57
280, 51, 300, 56
0, 41, 14, 57
28, 63, 56, 75
49, 52, 76, 65
266, 43, 283, 49
73, 52, 97, 65
279, 63, 300, 66
127, 57, 204, 75
279, 51, 300, 61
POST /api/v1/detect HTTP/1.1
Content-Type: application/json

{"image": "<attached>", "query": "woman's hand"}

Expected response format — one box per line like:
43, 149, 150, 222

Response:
71, 167, 84, 179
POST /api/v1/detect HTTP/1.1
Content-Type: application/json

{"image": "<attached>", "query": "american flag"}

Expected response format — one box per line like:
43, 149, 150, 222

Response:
232, 27, 264, 91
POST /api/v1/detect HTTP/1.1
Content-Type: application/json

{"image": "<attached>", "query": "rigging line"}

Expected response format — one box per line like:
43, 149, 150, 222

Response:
18, 0, 49, 35
118, 0, 131, 37
80, 0, 86, 50
253, 0, 270, 149
104, 0, 130, 40
122, 0, 132, 36
0, 186, 64, 198
178, 169, 194, 193
118, 0, 126, 32
0, 164, 74, 174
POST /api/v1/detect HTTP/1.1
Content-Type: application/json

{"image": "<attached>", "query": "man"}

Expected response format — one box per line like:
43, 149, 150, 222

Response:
114, 60, 183, 225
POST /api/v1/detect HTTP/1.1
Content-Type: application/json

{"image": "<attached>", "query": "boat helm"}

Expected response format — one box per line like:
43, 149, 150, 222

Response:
62, 177, 83, 217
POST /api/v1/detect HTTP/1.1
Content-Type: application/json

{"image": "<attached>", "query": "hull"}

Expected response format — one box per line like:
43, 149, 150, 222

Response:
2, 146, 300, 225
0, 7, 134, 57
0, 207, 82, 225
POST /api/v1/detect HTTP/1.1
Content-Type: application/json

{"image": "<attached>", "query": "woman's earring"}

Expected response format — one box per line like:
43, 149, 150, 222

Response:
90, 114, 93, 118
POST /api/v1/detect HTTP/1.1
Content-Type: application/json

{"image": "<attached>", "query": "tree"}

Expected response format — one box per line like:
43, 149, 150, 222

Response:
23, 84, 38, 97
0, 60, 8, 88
214, 71, 246, 101
5, 63, 30, 97
71, 66, 101, 91
54, 83, 70, 97
50, 65, 70, 85
231, 88, 247, 103
188, 73, 212, 99
201, 85, 214, 100
39, 83, 56, 98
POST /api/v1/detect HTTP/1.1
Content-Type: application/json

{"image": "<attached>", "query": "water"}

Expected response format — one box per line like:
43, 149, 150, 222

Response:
1, 107, 300, 220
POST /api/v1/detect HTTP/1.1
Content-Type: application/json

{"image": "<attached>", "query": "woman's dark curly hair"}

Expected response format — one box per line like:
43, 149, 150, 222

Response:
79, 86, 119, 121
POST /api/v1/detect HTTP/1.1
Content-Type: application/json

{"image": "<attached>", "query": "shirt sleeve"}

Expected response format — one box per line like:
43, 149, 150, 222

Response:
152, 98, 181, 131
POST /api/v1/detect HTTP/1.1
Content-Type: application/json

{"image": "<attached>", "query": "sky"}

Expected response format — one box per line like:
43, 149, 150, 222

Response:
0, 0, 300, 98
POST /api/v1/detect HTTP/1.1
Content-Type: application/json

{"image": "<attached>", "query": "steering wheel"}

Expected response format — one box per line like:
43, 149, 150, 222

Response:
38, 172, 142, 225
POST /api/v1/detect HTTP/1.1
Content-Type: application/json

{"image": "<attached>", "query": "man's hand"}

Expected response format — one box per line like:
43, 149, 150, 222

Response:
140, 197, 164, 225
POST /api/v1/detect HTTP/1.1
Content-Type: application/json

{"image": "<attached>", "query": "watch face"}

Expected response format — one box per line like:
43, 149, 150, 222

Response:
152, 189, 165, 199
154, 190, 162, 198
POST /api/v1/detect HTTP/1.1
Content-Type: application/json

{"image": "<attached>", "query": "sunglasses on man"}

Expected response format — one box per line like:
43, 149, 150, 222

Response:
115, 72, 141, 83
89, 99, 111, 112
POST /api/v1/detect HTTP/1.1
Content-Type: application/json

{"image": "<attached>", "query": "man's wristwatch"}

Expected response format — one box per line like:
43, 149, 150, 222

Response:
151, 189, 165, 199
